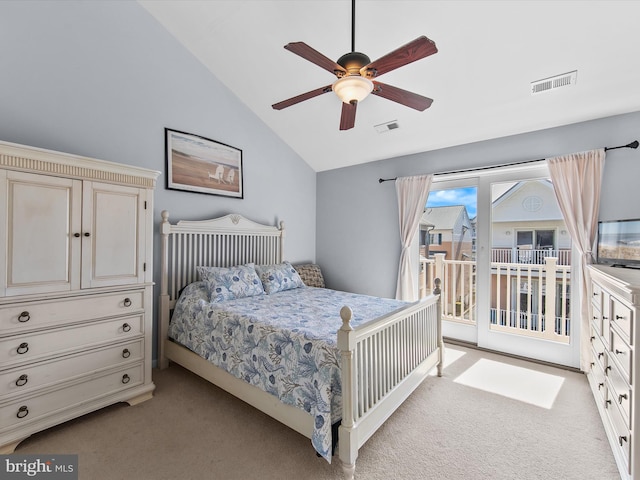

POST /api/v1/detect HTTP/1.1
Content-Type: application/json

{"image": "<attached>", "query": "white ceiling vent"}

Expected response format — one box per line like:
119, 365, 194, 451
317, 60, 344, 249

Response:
531, 70, 577, 95
374, 120, 400, 134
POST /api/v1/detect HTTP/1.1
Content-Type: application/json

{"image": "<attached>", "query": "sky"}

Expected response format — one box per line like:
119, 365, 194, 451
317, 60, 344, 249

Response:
427, 187, 478, 218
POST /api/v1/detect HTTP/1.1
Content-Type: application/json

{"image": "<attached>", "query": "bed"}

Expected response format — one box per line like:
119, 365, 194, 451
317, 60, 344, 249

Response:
158, 211, 443, 479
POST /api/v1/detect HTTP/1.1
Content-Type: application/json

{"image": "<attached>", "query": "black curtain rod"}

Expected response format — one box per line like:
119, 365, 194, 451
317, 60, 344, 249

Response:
378, 139, 639, 183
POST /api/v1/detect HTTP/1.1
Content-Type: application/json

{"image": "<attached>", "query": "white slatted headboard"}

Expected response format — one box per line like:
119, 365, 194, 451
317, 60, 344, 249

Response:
158, 211, 285, 367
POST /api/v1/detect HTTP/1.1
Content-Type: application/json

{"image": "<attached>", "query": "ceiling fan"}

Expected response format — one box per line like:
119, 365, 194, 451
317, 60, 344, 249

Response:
272, 0, 438, 131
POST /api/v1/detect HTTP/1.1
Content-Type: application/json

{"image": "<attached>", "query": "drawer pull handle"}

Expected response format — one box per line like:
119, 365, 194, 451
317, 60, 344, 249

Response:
16, 406, 29, 419
619, 393, 628, 404
615, 349, 626, 355
122, 323, 131, 333
593, 292, 598, 296
606, 399, 612, 406
122, 374, 131, 384
74, 232, 80, 238
590, 336, 595, 342
17, 342, 29, 355
15, 374, 28, 387
605, 366, 612, 373
123, 298, 132, 307
18, 311, 30, 323
602, 316, 608, 320
84, 232, 91, 237
616, 315, 624, 320
122, 349, 131, 359
598, 382, 604, 390
619, 436, 628, 446
597, 352, 604, 359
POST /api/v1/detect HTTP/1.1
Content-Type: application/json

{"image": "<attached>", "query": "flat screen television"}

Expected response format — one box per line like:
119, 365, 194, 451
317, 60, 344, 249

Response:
597, 218, 640, 268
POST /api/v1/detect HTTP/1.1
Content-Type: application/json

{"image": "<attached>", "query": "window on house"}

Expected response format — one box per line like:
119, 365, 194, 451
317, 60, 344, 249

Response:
429, 233, 442, 245
517, 230, 555, 249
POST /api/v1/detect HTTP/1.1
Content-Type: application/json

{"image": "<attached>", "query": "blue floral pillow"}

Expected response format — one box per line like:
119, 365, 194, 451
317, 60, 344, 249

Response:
196, 263, 264, 302
255, 261, 305, 294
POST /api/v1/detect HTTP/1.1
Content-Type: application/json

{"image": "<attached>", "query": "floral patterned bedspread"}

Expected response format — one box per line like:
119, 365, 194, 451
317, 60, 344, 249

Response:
168, 282, 408, 462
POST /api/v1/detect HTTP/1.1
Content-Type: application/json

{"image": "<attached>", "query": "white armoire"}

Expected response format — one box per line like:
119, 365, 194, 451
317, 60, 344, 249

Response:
0, 140, 159, 453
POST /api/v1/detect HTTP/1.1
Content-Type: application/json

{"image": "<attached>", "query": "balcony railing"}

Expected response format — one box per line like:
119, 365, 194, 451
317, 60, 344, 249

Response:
491, 247, 571, 265
420, 254, 571, 343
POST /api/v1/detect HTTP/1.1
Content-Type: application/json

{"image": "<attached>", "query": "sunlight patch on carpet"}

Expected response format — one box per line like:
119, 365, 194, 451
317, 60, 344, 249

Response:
428, 347, 466, 376
453, 358, 565, 408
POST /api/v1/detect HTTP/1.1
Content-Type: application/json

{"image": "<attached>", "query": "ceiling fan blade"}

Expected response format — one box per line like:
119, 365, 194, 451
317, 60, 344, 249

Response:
339, 101, 357, 130
284, 42, 347, 77
372, 81, 433, 111
272, 85, 333, 110
361, 36, 437, 78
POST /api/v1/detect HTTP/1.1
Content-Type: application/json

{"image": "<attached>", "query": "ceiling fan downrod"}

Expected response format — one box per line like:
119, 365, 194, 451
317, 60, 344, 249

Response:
335, 0, 371, 76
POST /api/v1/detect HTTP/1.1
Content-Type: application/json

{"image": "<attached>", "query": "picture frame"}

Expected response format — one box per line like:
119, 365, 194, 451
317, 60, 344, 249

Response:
165, 128, 243, 198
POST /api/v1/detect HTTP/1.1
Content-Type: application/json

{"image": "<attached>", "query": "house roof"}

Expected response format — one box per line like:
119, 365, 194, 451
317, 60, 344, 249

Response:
421, 205, 470, 230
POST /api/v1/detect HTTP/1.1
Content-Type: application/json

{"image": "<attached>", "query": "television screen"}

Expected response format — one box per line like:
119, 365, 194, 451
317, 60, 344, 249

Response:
597, 219, 640, 268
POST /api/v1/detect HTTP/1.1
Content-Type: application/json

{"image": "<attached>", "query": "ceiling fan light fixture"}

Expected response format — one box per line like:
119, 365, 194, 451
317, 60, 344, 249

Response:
332, 75, 374, 104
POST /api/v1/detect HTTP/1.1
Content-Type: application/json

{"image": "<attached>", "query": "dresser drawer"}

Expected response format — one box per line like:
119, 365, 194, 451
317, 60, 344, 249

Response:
606, 395, 631, 475
610, 328, 632, 383
590, 331, 607, 371
0, 315, 143, 368
608, 365, 632, 426
591, 305, 602, 337
0, 363, 144, 433
0, 290, 144, 335
590, 363, 607, 404
611, 297, 633, 345
591, 282, 603, 310
0, 339, 143, 398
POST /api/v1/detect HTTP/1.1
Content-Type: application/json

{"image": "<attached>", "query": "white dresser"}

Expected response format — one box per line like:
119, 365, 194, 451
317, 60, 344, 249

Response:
0, 141, 159, 453
588, 264, 640, 479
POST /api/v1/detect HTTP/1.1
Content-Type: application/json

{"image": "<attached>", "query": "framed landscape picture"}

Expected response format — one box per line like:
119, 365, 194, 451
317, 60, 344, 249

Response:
165, 128, 243, 198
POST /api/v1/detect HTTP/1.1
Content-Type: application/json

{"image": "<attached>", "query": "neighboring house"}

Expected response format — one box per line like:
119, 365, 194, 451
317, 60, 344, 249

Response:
419, 205, 473, 304
419, 205, 473, 261
491, 180, 572, 264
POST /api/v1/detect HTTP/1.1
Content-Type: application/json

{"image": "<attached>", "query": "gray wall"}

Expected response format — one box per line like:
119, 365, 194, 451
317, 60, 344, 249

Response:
317, 111, 640, 299
0, 1, 316, 359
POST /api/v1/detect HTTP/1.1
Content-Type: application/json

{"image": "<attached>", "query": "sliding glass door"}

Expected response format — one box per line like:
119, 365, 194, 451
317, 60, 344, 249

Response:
425, 162, 580, 367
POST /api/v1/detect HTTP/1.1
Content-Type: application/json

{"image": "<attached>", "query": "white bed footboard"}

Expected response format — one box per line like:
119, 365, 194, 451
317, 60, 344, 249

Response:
337, 290, 443, 479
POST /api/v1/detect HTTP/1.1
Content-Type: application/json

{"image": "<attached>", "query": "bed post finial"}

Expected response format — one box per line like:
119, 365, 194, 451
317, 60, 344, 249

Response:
340, 306, 353, 331
161, 210, 169, 222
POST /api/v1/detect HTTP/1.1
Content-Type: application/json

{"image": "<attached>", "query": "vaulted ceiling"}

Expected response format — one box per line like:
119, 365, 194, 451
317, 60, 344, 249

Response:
139, 1, 640, 172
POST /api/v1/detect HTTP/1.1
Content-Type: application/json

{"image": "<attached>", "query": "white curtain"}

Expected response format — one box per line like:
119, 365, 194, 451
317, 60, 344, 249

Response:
547, 149, 605, 372
395, 174, 433, 301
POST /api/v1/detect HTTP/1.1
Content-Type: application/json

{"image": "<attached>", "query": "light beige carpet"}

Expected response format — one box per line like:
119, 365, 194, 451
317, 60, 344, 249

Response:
15, 344, 620, 479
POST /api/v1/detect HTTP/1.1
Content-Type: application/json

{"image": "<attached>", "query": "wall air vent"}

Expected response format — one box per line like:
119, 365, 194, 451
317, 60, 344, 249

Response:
531, 70, 577, 95
374, 120, 399, 134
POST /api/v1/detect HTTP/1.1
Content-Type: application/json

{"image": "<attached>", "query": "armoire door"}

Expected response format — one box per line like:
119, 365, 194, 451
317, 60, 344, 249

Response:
0, 170, 82, 296
81, 181, 147, 288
